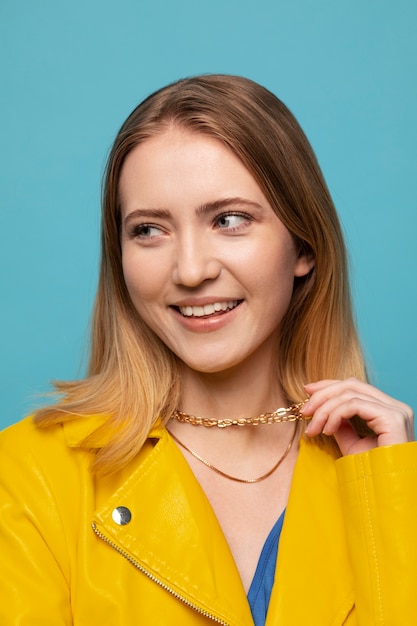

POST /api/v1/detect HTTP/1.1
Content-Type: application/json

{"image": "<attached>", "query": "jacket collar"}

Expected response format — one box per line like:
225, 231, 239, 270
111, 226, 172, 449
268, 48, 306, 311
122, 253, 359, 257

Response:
63, 413, 164, 448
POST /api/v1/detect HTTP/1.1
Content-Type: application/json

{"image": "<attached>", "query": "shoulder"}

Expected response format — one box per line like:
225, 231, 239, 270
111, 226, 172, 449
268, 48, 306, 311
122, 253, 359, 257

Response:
0, 416, 97, 498
0, 416, 102, 555
0, 415, 65, 450
1, 415, 79, 461
0, 411, 114, 463
0, 414, 167, 494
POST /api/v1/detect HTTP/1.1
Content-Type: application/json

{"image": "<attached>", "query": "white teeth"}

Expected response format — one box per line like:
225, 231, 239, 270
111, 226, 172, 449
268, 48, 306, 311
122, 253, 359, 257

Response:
178, 300, 239, 317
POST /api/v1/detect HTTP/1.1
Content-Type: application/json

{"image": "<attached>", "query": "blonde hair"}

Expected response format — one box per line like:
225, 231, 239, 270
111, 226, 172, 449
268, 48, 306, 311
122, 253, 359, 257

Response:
35, 75, 368, 472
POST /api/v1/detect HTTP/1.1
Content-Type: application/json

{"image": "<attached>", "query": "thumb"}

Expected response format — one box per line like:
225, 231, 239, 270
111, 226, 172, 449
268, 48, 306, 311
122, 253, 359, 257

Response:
333, 420, 362, 456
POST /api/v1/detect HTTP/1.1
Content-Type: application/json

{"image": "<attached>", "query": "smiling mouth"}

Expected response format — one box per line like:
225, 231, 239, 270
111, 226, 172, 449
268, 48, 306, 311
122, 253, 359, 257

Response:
175, 300, 242, 318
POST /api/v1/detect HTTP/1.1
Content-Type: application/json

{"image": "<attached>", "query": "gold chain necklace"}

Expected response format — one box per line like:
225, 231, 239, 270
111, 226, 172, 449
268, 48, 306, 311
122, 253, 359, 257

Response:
172, 400, 309, 428
169, 422, 299, 484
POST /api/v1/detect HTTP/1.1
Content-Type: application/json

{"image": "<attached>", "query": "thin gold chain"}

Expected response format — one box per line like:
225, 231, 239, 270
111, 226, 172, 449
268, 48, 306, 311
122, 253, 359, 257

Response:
169, 422, 299, 484
172, 400, 309, 428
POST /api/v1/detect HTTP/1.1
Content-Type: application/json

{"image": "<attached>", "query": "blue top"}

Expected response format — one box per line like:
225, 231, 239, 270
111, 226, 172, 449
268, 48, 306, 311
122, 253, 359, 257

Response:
247, 509, 285, 626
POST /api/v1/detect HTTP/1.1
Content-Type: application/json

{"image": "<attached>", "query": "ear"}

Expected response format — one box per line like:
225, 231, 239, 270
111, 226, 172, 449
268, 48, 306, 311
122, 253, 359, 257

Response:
294, 248, 315, 277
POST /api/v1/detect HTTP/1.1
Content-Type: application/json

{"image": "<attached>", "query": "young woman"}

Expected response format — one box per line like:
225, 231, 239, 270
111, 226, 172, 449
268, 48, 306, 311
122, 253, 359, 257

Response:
0, 75, 415, 625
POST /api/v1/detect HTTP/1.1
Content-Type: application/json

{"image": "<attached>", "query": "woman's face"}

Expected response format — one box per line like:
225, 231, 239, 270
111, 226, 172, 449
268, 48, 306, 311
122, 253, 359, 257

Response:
119, 127, 313, 375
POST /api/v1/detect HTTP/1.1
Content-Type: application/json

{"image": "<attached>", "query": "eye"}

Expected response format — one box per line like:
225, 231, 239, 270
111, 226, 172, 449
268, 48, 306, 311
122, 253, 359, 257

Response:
214, 213, 251, 231
131, 223, 163, 239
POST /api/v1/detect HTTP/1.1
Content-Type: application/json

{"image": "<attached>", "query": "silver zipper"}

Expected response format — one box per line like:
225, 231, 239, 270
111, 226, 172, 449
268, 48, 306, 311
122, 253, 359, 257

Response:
92, 523, 228, 625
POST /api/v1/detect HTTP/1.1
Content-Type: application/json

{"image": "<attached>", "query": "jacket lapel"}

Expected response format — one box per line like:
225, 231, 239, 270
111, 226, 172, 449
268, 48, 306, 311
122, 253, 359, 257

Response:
92, 426, 254, 626
267, 439, 355, 625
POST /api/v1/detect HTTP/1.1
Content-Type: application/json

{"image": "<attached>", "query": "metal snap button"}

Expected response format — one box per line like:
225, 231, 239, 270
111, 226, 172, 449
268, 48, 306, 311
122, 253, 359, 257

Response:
112, 506, 132, 525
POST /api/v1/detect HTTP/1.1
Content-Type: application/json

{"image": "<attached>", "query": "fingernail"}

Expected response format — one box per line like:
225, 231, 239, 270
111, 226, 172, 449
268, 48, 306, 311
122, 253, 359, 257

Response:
301, 401, 311, 415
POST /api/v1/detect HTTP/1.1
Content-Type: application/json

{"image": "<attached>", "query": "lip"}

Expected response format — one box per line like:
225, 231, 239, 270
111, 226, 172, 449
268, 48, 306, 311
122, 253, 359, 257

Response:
170, 299, 244, 333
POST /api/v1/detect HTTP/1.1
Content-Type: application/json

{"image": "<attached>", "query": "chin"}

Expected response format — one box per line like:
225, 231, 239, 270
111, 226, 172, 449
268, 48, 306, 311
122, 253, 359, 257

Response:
182, 356, 246, 376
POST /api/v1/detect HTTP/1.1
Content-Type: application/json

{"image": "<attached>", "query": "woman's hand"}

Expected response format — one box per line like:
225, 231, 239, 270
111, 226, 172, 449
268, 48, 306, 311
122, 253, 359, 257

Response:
303, 378, 414, 455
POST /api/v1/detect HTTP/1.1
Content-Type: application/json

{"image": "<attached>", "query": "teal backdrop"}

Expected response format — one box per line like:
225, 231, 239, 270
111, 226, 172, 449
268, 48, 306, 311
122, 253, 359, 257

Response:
1, 0, 416, 429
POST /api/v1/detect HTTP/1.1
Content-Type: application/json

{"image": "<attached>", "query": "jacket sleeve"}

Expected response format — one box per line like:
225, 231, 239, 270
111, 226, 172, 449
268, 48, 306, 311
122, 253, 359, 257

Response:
336, 441, 417, 626
0, 419, 73, 624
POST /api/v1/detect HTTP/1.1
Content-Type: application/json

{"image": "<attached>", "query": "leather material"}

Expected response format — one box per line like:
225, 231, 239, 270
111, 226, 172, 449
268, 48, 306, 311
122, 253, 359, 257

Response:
1, 415, 416, 625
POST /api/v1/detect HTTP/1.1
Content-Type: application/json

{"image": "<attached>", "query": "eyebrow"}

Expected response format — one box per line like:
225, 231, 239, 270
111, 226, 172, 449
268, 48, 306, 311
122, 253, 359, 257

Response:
123, 197, 264, 225
196, 197, 263, 215
123, 208, 172, 224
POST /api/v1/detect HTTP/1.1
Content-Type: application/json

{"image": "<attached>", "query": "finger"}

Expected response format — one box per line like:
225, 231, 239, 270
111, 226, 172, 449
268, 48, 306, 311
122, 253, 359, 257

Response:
305, 378, 412, 416
308, 396, 410, 446
333, 420, 377, 455
303, 389, 379, 437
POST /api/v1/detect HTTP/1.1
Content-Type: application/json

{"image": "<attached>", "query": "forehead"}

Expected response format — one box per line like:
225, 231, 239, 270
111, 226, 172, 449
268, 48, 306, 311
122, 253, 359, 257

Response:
121, 127, 236, 175
118, 128, 270, 213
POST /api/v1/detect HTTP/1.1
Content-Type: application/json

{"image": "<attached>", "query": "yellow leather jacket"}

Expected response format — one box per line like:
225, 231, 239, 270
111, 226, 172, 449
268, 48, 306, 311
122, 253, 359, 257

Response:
0, 415, 416, 625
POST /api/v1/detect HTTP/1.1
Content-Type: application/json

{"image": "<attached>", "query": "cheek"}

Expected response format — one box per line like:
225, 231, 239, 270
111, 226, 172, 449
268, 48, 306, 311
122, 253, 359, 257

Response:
122, 254, 159, 311
262, 243, 299, 285
261, 249, 299, 310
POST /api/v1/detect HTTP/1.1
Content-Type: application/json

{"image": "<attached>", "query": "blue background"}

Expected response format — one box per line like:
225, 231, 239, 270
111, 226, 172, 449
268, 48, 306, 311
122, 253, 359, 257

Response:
1, 0, 416, 429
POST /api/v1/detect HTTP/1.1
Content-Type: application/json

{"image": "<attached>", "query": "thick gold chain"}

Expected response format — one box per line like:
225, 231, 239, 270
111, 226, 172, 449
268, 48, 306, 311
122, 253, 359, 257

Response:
172, 400, 309, 428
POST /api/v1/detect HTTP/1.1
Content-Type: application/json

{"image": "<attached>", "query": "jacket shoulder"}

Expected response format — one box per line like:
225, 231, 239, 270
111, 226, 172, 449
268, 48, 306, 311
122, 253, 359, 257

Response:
0, 415, 64, 449
0, 415, 97, 498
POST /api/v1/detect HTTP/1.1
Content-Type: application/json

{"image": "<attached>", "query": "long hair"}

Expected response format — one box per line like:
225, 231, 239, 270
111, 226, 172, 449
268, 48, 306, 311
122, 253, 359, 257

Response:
35, 75, 368, 472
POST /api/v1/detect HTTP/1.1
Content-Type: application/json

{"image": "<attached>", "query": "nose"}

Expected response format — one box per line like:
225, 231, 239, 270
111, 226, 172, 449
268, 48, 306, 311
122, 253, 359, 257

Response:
172, 234, 221, 287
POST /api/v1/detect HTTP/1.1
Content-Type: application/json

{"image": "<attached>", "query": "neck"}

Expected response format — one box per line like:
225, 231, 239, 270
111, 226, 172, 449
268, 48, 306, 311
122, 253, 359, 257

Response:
178, 358, 287, 422
168, 353, 301, 498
